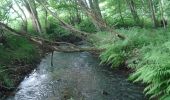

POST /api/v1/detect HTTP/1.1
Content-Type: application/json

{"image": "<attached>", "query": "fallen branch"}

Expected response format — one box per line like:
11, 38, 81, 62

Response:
0, 22, 105, 53
39, 1, 89, 39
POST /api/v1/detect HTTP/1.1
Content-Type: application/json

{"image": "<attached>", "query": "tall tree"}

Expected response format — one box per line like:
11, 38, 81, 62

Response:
14, 0, 28, 32
77, 0, 107, 31
125, 0, 141, 25
148, 0, 158, 27
22, 0, 42, 34
37, 0, 125, 39
70, 0, 81, 25
160, 0, 166, 28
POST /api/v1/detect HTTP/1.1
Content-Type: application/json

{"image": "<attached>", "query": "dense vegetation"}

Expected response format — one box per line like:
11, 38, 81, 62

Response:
0, 0, 170, 99
96, 28, 170, 99
0, 35, 38, 85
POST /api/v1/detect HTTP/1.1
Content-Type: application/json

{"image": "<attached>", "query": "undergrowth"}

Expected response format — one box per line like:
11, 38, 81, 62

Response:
0, 65, 13, 87
95, 27, 170, 99
0, 34, 38, 87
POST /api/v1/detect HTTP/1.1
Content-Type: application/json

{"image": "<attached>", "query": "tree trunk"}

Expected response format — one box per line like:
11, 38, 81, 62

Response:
125, 0, 140, 25
148, 0, 158, 28
44, 9, 48, 33
39, 1, 89, 38
11, 7, 25, 28
0, 22, 105, 53
23, 0, 42, 34
93, 0, 102, 18
77, 0, 106, 31
74, 0, 81, 24
77, 0, 126, 39
14, 0, 28, 32
160, 0, 166, 28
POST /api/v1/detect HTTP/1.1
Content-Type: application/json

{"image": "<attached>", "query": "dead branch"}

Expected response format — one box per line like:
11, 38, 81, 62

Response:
0, 22, 105, 53
39, 1, 89, 39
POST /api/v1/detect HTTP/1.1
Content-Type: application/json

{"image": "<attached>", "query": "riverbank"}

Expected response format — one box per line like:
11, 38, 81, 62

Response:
0, 35, 44, 99
91, 27, 170, 99
0, 32, 87, 99
2, 27, 168, 99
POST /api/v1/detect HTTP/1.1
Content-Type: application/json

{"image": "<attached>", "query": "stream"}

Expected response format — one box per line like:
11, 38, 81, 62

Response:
7, 52, 146, 100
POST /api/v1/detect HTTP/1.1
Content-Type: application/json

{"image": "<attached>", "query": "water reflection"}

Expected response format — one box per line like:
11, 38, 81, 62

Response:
7, 52, 146, 100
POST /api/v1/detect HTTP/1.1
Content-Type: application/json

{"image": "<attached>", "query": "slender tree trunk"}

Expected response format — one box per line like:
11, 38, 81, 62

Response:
93, 0, 102, 18
11, 7, 25, 25
23, 0, 42, 34
77, 0, 106, 31
14, 0, 28, 32
27, 0, 42, 33
38, 0, 126, 39
39, 2, 89, 37
125, 0, 140, 25
45, 9, 48, 33
0, 22, 105, 53
75, 0, 81, 24
148, 0, 158, 28
160, 0, 166, 28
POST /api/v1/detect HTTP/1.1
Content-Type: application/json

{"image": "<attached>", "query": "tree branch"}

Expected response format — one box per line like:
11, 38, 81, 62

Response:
0, 22, 105, 52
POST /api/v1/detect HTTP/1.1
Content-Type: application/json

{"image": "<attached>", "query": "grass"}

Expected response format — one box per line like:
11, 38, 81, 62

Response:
91, 27, 170, 99
0, 65, 13, 87
0, 34, 39, 88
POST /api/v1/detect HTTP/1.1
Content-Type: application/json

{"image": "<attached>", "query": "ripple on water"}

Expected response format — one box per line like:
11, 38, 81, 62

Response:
7, 52, 146, 100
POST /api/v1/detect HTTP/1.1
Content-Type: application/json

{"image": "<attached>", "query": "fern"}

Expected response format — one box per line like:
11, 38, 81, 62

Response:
98, 28, 170, 99
129, 42, 170, 99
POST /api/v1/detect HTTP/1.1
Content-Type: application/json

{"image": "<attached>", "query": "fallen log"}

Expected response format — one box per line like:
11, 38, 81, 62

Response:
0, 22, 105, 53
39, 1, 89, 39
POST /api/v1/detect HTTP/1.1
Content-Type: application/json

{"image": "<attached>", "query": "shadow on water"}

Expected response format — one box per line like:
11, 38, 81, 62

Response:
7, 52, 146, 100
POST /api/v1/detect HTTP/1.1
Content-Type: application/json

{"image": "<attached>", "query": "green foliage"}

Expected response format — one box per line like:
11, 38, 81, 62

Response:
100, 41, 126, 68
0, 35, 38, 64
0, 34, 39, 88
46, 17, 96, 41
76, 19, 97, 33
0, 0, 12, 21
46, 18, 71, 40
99, 28, 151, 68
129, 42, 170, 99
99, 28, 170, 99
0, 65, 13, 87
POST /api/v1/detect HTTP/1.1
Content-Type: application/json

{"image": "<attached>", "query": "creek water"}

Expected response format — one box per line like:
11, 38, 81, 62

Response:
7, 52, 146, 100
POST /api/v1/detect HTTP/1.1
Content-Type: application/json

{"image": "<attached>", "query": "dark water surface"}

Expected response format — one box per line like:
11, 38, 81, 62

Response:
7, 52, 146, 100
